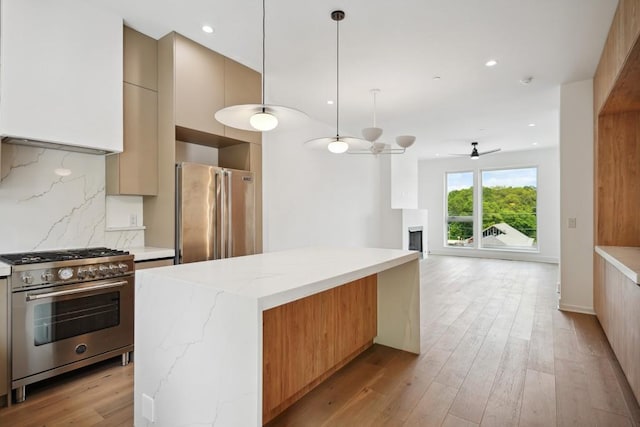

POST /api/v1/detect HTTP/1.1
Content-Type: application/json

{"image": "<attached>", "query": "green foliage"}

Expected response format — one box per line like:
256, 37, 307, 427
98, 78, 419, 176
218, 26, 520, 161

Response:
447, 185, 537, 241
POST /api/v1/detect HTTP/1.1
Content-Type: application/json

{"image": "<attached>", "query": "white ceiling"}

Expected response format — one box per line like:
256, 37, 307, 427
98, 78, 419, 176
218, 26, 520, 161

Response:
90, 0, 618, 159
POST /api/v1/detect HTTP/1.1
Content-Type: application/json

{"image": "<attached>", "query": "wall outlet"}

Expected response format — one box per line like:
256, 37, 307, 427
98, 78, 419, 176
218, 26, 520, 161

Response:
129, 213, 137, 227
142, 393, 155, 422
568, 217, 577, 228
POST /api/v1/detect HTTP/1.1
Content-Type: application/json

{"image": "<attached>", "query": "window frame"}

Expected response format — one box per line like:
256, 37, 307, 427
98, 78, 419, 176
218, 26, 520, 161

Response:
443, 165, 540, 253
444, 170, 475, 249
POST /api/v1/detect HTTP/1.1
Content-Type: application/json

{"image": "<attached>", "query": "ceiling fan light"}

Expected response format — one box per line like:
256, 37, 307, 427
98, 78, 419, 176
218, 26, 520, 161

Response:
396, 135, 416, 148
362, 127, 383, 142
249, 111, 278, 131
328, 139, 349, 154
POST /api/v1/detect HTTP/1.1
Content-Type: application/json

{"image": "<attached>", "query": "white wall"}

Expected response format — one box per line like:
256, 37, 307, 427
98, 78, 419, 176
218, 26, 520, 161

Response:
262, 119, 398, 251
559, 79, 594, 314
418, 147, 560, 263
391, 151, 419, 209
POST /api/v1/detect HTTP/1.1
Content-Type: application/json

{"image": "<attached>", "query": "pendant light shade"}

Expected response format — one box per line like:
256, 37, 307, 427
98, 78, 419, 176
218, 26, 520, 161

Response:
305, 10, 369, 153
347, 89, 417, 155
214, 0, 307, 132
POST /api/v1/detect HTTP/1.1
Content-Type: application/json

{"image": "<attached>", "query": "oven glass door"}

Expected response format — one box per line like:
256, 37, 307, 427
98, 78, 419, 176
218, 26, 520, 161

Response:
34, 290, 121, 346
12, 277, 134, 381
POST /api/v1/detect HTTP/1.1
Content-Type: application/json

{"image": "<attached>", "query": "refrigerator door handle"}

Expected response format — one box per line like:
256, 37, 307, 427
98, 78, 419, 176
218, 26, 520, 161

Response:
226, 170, 233, 257
214, 169, 222, 260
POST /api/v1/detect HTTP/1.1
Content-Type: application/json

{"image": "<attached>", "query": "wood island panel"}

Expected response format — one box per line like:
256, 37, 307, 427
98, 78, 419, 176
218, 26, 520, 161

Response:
262, 275, 377, 424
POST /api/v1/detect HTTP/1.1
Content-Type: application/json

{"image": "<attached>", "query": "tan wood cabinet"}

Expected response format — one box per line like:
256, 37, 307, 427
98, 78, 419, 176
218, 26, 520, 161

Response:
107, 27, 159, 196
146, 31, 263, 252
594, 256, 640, 402
175, 34, 226, 137
262, 275, 377, 424
107, 83, 158, 195
223, 58, 262, 144
135, 258, 174, 270
593, 0, 640, 406
124, 26, 158, 91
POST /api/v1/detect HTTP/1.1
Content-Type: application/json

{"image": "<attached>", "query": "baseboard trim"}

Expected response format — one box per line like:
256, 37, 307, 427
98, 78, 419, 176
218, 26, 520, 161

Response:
428, 249, 558, 264
558, 303, 596, 315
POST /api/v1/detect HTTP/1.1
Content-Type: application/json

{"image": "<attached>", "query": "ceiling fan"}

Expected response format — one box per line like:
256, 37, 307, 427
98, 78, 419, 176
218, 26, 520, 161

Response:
451, 142, 501, 160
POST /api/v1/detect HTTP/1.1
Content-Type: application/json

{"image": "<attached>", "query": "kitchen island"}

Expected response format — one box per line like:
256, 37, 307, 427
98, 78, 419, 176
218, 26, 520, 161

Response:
134, 247, 421, 426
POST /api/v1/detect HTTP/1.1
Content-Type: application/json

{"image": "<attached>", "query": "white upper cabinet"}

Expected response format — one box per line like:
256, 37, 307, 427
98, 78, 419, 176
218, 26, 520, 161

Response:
0, 0, 123, 153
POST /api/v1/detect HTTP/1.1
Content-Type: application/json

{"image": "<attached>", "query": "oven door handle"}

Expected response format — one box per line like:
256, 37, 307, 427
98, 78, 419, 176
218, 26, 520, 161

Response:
25, 280, 128, 301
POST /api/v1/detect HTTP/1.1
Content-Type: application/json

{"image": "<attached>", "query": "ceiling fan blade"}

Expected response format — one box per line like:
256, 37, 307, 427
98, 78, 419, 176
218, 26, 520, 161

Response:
478, 148, 501, 155
448, 153, 470, 157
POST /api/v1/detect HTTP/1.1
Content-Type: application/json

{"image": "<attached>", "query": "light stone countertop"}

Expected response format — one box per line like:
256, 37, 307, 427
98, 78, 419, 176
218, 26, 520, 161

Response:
127, 246, 175, 262
595, 246, 640, 283
136, 246, 418, 310
0, 261, 10, 276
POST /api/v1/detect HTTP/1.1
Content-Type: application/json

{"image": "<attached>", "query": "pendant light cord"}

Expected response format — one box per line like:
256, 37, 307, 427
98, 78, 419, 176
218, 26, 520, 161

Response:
335, 15, 340, 139
372, 90, 377, 127
261, 0, 266, 110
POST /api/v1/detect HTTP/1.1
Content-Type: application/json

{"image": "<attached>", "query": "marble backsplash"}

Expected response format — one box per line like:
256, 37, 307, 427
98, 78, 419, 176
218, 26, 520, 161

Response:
0, 144, 143, 253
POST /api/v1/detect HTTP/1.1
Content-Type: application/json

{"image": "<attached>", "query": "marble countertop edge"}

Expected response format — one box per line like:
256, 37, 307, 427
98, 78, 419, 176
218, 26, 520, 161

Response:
595, 246, 640, 283
127, 247, 175, 262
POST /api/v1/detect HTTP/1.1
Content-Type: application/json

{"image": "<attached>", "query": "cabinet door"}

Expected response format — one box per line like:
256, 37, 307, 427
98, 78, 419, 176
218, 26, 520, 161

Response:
124, 27, 157, 90
224, 58, 262, 144
0, 0, 123, 152
107, 83, 158, 195
174, 35, 225, 136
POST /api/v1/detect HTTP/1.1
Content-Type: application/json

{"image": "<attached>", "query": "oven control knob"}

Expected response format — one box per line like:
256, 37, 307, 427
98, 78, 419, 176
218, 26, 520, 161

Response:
118, 263, 129, 273
41, 272, 54, 282
87, 266, 97, 277
21, 274, 33, 285
99, 265, 110, 276
58, 267, 74, 281
77, 268, 87, 279
109, 264, 119, 274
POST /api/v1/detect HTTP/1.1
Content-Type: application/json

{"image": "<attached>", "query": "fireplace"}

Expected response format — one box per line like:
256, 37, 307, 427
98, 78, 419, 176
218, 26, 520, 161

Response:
408, 226, 423, 253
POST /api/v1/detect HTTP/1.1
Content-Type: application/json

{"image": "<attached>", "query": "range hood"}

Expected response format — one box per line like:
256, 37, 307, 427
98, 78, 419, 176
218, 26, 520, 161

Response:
1, 136, 111, 155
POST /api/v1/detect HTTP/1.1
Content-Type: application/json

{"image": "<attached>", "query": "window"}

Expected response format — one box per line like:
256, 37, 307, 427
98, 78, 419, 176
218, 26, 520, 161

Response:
446, 171, 474, 247
444, 167, 538, 252
481, 168, 537, 250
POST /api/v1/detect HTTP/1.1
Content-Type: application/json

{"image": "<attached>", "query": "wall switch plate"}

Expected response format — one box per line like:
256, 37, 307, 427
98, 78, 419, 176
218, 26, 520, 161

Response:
142, 393, 155, 422
568, 217, 577, 228
129, 213, 137, 227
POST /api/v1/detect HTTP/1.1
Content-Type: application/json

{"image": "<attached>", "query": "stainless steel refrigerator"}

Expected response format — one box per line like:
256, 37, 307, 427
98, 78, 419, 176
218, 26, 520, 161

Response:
175, 162, 256, 264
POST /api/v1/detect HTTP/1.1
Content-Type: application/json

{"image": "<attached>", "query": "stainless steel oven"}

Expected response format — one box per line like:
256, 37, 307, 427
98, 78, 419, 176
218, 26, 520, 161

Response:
0, 248, 134, 403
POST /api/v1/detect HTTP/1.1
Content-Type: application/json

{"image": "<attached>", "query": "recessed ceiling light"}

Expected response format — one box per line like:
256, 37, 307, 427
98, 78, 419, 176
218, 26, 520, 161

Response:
528, 123, 536, 127
485, 59, 498, 67
532, 142, 538, 146
433, 76, 441, 80
202, 25, 214, 34
327, 100, 334, 105
435, 153, 440, 157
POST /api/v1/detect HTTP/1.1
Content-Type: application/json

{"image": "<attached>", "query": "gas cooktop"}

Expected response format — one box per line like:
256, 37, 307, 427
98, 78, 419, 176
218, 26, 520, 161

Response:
0, 247, 130, 266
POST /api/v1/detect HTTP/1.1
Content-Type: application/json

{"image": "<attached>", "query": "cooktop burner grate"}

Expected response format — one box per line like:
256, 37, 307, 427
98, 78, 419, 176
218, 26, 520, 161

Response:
0, 247, 130, 265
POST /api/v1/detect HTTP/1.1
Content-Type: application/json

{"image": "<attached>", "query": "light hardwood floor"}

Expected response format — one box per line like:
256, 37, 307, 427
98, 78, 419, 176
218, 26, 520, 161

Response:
1, 255, 639, 426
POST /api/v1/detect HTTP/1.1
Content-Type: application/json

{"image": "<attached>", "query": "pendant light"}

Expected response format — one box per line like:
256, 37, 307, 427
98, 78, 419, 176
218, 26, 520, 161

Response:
305, 10, 368, 153
347, 89, 417, 155
214, 0, 307, 131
